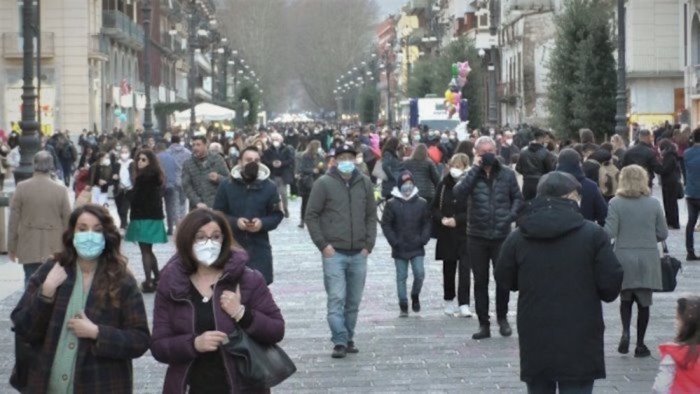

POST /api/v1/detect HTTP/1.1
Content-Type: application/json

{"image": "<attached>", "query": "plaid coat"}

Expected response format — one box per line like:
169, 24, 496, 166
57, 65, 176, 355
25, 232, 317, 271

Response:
11, 260, 150, 393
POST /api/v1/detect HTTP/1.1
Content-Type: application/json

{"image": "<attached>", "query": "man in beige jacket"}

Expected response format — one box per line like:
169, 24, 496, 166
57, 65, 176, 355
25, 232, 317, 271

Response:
8, 151, 72, 286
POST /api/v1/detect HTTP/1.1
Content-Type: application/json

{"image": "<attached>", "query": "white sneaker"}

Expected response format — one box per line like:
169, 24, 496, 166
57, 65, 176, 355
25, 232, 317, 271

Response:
458, 304, 473, 318
443, 300, 458, 316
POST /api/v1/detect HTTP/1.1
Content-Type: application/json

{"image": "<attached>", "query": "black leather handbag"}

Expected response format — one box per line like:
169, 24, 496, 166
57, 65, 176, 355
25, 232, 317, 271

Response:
656, 241, 682, 292
9, 328, 35, 390
222, 328, 296, 389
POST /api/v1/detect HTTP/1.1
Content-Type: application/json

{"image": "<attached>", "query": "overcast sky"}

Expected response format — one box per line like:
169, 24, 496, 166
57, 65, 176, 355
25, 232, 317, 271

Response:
379, 0, 405, 18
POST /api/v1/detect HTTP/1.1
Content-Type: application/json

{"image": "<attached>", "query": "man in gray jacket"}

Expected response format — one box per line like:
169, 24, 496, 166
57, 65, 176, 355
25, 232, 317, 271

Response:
305, 144, 377, 359
181, 135, 229, 210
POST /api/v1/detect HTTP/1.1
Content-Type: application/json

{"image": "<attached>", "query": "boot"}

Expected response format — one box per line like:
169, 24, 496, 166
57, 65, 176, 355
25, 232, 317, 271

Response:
411, 294, 421, 312
399, 302, 409, 318
472, 323, 491, 340
498, 318, 512, 337
618, 332, 630, 354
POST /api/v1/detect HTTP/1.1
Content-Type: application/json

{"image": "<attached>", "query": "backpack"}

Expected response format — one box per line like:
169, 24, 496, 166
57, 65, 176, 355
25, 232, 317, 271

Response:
427, 145, 443, 164
598, 163, 619, 197
60, 142, 75, 161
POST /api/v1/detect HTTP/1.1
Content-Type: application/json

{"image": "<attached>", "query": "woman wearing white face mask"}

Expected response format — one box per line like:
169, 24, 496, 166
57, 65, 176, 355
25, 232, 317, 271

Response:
89, 152, 114, 207
151, 208, 285, 393
433, 153, 473, 317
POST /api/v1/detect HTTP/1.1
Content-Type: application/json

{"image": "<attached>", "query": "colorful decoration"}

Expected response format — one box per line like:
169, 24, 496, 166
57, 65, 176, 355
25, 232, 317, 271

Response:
445, 62, 472, 119
114, 108, 122, 116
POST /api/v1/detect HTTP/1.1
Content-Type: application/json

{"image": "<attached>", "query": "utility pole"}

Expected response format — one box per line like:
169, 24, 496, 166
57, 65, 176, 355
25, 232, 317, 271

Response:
142, 0, 154, 136
614, 0, 627, 136
487, 0, 499, 127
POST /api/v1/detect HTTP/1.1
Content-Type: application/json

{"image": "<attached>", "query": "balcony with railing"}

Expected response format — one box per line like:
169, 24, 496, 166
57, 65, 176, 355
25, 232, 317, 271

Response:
102, 10, 144, 50
89, 34, 109, 61
2, 32, 55, 59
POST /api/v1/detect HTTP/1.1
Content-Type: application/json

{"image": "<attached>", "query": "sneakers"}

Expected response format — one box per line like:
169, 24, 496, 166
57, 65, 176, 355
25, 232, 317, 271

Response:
634, 344, 651, 358
498, 319, 512, 337
399, 302, 409, 318
618, 333, 630, 354
331, 345, 346, 359
346, 341, 359, 354
472, 324, 491, 340
411, 294, 421, 312
458, 304, 473, 318
444, 300, 458, 315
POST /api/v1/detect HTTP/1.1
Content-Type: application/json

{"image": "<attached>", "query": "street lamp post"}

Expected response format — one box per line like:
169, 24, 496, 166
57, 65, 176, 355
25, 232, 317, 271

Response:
142, 0, 154, 136
15, 0, 40, 184
487, 0, 499, 128
383, 43, 394, 127
188, 5, 199, 134
614, 0, 627, 136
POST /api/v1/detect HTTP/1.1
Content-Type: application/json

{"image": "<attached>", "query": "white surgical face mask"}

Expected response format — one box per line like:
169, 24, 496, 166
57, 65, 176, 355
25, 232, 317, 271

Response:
193, 240, 222, 266
272, 141, 281, 148
450, 168, 464, 179
101, 158, 110, 166
120, 153, 129, 161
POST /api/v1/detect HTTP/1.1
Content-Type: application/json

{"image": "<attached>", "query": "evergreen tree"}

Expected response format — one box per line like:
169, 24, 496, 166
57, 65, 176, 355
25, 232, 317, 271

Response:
547, 0, 617, 140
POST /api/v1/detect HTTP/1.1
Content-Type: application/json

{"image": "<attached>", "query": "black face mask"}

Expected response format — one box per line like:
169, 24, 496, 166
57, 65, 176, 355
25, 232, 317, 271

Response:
242, 161, 259, 182
481, 152, 497, 167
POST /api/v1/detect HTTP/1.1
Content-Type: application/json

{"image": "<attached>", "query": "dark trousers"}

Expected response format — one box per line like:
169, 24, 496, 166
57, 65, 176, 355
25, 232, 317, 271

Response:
522, 178, 539, 201
686, 198, 700, 253
468, 236, 509, 324
60, 161, 72, 187
163, 187, 177, 233
661, 184, 679, 228
114, 189, 131, 229
442, 252, 470, 305
526, 380, 594, 394
680, 157, 687, 185
300, 194, 309, 223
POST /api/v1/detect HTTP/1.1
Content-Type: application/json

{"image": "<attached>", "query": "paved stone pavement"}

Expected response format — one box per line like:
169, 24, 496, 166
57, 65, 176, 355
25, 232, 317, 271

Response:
0, 185, 697, 393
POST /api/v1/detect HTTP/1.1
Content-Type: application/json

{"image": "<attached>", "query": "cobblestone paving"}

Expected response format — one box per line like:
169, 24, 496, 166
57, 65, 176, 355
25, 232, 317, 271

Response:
0, 186, 697, 393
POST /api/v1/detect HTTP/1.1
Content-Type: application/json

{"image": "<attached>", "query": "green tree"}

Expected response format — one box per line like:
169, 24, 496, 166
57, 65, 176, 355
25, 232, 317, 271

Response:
357, 85, 379, 124
407, 37, 483, 128
547, 0, 617, 140
233, 81, 260, 127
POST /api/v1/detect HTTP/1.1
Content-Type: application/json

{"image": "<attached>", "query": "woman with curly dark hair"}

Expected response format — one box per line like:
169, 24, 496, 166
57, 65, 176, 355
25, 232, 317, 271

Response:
125, 149, 167, 293
11, 204, 150, 393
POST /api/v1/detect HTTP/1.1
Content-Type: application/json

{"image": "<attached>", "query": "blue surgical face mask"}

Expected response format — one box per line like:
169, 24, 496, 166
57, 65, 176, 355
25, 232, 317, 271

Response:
73, 231, 106, 261
337, 161, 355, 174
400, 183, 415, 196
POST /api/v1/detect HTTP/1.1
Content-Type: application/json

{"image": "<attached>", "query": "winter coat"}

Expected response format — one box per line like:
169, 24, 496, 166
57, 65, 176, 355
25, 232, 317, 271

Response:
399, 158, 440, 203
621, 142, 662, 187
130, 169, 164, 221
495, 197, 622, 383
213, 164, 283, 285
8, 173, 71, 264
381, 188, 431, 260
157, 150, 179, 189
262, 144, 295, 185
685, 145, 700, 198
657, 343, 700, 394
453, 161, 524, 240
556, 161, 608, 226
305, 168, 377, 253
11, 260, 150, 393
89, 163, 113, 193
381, 151, 402, 198
151, 251, 284, 394
182, 152, 230, 209
604, 195, 668, 290
659, 150, 682, 195
433, 174, 468, 261
515, 142, 556, 179
295, 152, 324, 197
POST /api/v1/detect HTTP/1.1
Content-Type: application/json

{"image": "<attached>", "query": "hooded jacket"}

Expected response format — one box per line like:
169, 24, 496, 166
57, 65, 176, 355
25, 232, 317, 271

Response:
381, 187, 432, 260
213, 163, 283, 285
151, 251, 284, 393
556, 156, 608, 226
495, 197, 623, 383
657, 343, 700, 393
305, 168, 377, 253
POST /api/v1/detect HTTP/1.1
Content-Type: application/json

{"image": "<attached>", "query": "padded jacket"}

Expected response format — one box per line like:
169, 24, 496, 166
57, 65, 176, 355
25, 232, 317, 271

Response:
454, 162, 524, 240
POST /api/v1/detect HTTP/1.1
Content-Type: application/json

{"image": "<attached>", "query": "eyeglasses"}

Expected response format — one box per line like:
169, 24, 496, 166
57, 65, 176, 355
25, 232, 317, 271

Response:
194, 233, 223, 244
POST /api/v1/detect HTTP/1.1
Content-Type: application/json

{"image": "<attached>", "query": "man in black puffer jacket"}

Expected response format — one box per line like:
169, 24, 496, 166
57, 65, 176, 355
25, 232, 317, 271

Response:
515, 128, 556, 200
454, 136, 524, 340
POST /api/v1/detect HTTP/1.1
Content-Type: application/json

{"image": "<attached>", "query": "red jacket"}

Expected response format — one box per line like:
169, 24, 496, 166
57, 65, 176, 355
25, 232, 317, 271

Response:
659, 343, 700, 394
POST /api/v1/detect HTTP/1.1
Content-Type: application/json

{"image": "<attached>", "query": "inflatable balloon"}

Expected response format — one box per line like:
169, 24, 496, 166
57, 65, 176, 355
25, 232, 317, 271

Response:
458, 61, 471, 78
444, 89, 453, 103
114, 108, 122, 116
119, 113, 127, 122
451, 63, 459, 77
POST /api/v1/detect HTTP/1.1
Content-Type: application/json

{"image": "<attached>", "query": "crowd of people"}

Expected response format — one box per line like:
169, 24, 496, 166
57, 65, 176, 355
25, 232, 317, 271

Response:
4, 120, 700, 393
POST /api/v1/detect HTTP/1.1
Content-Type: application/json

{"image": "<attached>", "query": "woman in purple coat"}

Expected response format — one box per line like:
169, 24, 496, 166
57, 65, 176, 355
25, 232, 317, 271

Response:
151, 208, 285, 393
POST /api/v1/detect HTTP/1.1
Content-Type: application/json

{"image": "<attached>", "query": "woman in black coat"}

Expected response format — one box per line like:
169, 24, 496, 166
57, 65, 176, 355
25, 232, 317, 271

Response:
658, 139, 682, 229
295, 140, 325, 229
400, 143, 441, 204
125, 149, 167, 293
381, 137, 402, 199
433, 153, 471, 317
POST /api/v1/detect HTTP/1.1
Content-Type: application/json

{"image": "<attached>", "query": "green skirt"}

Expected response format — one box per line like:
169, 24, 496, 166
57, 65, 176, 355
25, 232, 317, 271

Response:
125, 219, 167, 244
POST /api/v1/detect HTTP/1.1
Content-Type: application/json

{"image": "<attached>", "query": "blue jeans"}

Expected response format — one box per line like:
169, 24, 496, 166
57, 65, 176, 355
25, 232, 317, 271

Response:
394, 256, 425, 303
322, 252, 367, 346
163, 187, 177, 233
686, 198, 700, 253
